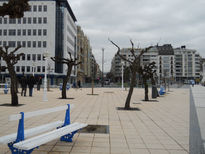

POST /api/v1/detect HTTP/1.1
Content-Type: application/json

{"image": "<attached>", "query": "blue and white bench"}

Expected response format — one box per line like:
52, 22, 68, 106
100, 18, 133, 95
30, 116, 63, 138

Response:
159, 86, 165, 95
0, 83, 9, 94
0, 104, 87, 154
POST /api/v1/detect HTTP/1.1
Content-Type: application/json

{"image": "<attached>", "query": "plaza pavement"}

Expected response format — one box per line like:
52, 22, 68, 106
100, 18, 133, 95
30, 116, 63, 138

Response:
0, 87, 189, 154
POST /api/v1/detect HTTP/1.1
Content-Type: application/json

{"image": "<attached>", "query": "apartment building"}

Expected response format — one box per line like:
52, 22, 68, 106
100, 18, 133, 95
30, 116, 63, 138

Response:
0, 0, 77, 85
110, 44, 201, 83
174, 46, 201, 82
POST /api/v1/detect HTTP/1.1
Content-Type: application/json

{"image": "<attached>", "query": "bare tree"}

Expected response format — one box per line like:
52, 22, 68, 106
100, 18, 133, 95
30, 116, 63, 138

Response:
109, 39, 152, 109
138, 62, 156, 101
51, 52, 81, 99
0, 0, 30, 18
0, 46, 24, 106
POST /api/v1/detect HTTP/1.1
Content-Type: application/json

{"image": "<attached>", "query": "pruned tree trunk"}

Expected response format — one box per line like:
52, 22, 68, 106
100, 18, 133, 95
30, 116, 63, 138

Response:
8, 66, 18, 106
62, 67, 72, 99
144, 79, 149, 101
125, 70, 136, 109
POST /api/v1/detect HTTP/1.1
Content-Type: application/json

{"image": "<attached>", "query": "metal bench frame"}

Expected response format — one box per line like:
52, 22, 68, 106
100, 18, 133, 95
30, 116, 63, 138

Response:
2, 104, 84, 154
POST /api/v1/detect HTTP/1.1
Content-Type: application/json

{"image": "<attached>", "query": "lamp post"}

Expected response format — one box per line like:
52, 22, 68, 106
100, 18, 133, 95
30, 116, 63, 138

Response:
101, 48, 104, 87
32, 61, 36, 76
43, 51, 50, 102
121, 61, 124, 90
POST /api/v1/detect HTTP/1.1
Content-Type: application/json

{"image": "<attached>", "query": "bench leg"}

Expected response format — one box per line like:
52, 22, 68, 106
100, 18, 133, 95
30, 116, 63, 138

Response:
60, 130, 78, 142
8, 142, 35, 154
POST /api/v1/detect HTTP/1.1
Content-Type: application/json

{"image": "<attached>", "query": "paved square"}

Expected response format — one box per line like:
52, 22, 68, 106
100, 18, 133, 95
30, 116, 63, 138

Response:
0, 87, 189, 154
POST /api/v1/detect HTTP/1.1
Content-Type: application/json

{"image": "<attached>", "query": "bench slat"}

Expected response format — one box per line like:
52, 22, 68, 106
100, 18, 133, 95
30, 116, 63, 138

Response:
9, 105, 74, 121
0, 121, 64, 144
14, 122, 87, 150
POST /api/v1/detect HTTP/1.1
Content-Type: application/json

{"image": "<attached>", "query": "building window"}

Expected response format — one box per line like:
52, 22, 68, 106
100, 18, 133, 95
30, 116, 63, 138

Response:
21, 66, 25, 72
22, 41, 26, 47
33, 41, 36, 48
0, 18, 2, 24
37, 54, 41, 60
33, 17, 37, 24
38, 5, 42, 12
22, 54, 25, 60
3, 29, 7, 36
27, 54, 31, 60
28, 29, 31, 35
43, 17, 47, 24
38, 29, 42, 36
43, 5, 47, 12
17, 29, 21, 36
42, 66, 45, 72
33, 5, 37, 12
16, 66, 20, 72
17, 41, 21, 47
43, 29, 47, 36
27, 41, 31, 47
3, 41, 7, 47
0, 41, 1, 45
27, 66, 30, 72
23, 29, 26, 36
32, 54, 36, 61
0, 29, 2, 36
23, 17, 26, 24
38, 41, 41, 47
4, 18, 7, 24
38, 17, 42, 24
43, 41, 47, 48
9, 29, 16, 36
37, 66, 41, 72
9, 18, 16, 24
18, 18, 21, 24
28, 17, 31, 24
8, 41, 16, 47
33, 29, 36, 36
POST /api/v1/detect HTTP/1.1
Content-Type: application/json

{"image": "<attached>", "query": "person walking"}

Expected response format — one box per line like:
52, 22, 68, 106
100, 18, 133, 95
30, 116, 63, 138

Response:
20, 75, 27, 96
28, 75, 36, 96
37, 76, 42, 91
77, 80, 81, 88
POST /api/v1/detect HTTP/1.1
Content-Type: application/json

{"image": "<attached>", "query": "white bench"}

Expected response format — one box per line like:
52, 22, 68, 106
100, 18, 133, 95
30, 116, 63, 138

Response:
0, 83, 9, 94
0, 104, 87, 154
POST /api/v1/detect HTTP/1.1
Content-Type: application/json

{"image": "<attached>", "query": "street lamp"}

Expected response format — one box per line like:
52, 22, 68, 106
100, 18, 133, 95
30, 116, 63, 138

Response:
121, 61, 124, 90
43, 51, 50, 102
101, 48, 104, 87
32, 61, 36, 76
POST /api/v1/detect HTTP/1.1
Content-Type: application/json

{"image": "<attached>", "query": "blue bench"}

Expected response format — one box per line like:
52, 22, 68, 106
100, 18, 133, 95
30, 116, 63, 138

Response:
0, 83, 9, 94
59, 83, 70, 90
159, 87, 165, 95
0, 104, 87, 154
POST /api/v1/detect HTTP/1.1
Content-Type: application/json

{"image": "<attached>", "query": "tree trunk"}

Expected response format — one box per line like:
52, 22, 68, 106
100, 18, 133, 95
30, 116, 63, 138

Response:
8, 66, 18, 106
151, 78, 158, 98
62, 67, 72, 99
124, 70, 136, 109
144, 79, 149, 101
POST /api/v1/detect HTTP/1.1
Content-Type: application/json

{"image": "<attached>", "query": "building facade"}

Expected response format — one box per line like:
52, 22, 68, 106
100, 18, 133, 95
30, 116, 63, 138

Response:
0, 0, 77, 85
110, 44, 202, 83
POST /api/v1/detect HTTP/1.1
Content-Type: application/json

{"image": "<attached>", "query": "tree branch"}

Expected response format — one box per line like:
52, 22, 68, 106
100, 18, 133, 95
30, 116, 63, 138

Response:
108, 38, 132, 63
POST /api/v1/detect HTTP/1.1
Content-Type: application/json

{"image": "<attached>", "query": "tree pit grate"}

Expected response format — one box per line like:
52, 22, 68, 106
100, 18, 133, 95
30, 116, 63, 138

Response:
80, 125, 109, 134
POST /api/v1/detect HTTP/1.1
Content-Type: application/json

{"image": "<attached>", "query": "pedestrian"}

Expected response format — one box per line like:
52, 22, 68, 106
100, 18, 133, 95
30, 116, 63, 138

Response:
28, 75, 36, 96
77, 80, 81, 88
20, 75, 27, 96
37, 76, 42, 91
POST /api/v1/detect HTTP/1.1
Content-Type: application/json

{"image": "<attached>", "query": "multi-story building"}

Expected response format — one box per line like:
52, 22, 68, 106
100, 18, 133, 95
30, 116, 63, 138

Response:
0, 0, 77, 85
110, 44, 201, 83
174, 46, 201, 82
76, 26, 99, 83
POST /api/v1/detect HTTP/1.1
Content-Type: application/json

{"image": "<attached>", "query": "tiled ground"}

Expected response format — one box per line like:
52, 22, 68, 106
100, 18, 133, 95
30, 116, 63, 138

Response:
0, 87, 189, 154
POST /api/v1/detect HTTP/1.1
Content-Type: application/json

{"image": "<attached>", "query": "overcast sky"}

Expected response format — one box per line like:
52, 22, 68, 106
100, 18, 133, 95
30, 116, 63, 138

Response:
69, 0, 205, 72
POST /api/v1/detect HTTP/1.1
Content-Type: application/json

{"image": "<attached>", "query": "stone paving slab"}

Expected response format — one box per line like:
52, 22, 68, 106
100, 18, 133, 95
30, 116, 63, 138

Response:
0, 87, 189, 154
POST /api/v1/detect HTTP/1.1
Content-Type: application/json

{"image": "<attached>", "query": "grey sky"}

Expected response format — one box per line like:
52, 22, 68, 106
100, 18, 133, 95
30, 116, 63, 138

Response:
69, 0, 205, 72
